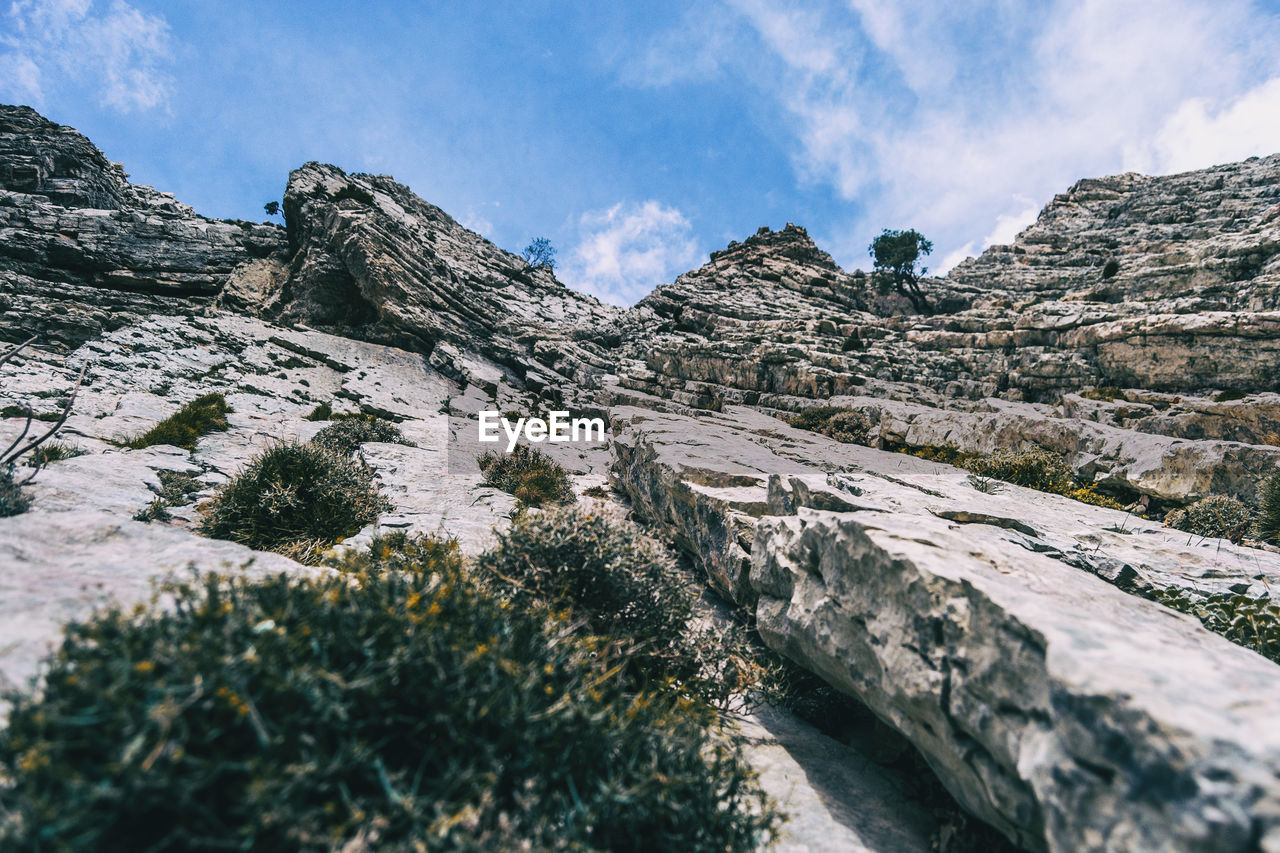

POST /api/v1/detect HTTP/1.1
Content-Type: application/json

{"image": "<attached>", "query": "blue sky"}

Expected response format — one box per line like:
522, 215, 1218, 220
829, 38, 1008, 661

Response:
3, 1, 1280, 305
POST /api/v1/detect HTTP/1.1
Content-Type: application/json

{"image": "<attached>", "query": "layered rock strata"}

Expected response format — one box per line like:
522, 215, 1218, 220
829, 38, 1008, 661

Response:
0, 106, 287, 347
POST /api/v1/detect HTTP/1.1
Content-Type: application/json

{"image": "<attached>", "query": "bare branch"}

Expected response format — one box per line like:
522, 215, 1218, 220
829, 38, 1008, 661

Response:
9, 362, 88, 481
0, 336, 39, 371
0, 412, 34, 466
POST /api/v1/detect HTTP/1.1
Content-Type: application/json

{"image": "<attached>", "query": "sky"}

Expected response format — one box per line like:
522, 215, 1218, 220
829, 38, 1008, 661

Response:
2, 1, 1279, 306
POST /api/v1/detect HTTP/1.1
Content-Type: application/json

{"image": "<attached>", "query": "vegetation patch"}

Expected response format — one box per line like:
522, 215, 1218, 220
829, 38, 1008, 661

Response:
332, 184, 375, 205
1078, 387, 1126, 402
310, 413, 414, 456
1165, 494, 1254, 541
0, 539, 779, 851
132, 498, 171, 523
303, 401, 332, 421
125, 393, 230, 451
900, 443, 1132, 511
156, 470, 203, 507
477, 508, 765, 710
1148, 587, 1280, 664
786, 411, 1135, 510
478, 443, 574, 507
0, 466, 29, 518
786, 405, 875, 446
1254, 471, 1280, 544
1, 405, 62, 422
1214, 389, 1249, 402
966, 446, 1074, 493
26, 441, 86, 466
200, 441, 389, 564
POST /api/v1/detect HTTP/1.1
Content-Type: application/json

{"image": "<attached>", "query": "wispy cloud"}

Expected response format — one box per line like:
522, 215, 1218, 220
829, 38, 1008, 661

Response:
0, 0, 174, 113
559, 200, 701, 305
626, 0, 1280, 272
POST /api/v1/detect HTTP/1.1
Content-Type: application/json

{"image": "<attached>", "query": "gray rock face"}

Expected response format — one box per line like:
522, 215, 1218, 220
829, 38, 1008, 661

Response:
607, 402, 1280, 851
0, 105, 287, 347
6, 104, 1280, 850
276, 162, 619, 391
948, 159, 1280, 309
753, 509, 1280, 853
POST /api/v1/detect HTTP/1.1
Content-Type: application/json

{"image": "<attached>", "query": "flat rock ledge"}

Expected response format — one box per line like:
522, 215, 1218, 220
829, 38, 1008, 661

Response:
609, 404, 1280, 851
754, 509, 1280, 852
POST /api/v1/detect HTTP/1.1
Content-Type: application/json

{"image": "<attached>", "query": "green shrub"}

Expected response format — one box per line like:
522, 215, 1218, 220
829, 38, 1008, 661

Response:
310, 413, 413, 456
967, 446, 1075, 493
1214, 389, 1249, 402
787, 405, 874, 446
840, 333, 862, 352
479, 509, 773, 712
1255, 472, 1280, 543
1165, 494, 1254, 540
1101, 258, 1120, 279
303, 401, 332, 421
1078, 387, 1126, 402
478, 444, 573, 507
126, 393, 230, 450
0, 465, 29, 518
1148, 587, 1280, 664
26, 441, 87, 466
1, 405, 62, 422
0, 547, 779, 851
132, 498, 171, 523
200, 442, 389, 564
156, 470, 203, 507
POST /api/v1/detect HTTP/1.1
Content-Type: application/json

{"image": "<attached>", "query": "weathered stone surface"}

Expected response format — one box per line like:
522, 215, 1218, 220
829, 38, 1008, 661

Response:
737, 706, 938, 853
0, 105, 288, 348
0, 511, 302, 709
610, 403, 1280, 602
6, 104, 1280, 850
820, 393, 1280, 503
277, 162, 619, 396
609, 402, 1280, 850
753, 508, 1280, 852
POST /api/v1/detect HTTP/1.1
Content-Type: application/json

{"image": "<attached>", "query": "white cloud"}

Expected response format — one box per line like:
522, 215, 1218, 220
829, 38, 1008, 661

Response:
1128, 76, 1280, 175
559, 201, 702, 305
0, 0, 174, 113
936, 202, 1041, 274
629, 0, 1280, 272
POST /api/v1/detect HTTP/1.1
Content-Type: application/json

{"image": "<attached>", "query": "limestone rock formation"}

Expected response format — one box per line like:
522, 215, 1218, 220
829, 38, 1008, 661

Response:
275, 162, 620, 396
0, 105, 288, 348
606, 401, 1280, 851
4, 104, 1280, 851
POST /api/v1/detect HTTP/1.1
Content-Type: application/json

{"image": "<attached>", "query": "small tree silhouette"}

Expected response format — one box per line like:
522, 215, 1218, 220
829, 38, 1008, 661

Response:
869, 229, 932, 315
264, 201, 281, 218
522, 237, 556, 270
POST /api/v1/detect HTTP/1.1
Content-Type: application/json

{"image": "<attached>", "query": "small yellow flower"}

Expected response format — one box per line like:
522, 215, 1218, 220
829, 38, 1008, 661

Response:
134, 661, 155, 673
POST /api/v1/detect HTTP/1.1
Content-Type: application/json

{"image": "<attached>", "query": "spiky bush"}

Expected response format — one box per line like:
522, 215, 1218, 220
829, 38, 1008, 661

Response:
126, 393, 230, 450
1165, 494, 1254, 540
302, 401, 332, 421
786, 405, 874, 446
310, 413, 413, 456
200, 442, 388, 564
478, 443, 574, 507
0, 465, 29, 517
477, 508, 766, 711
0, 545, 779, 851
1149, 587, 1280, 664
966, 446, 1075, 494
26, 441, 86, 466
1256, 472, 1280, 544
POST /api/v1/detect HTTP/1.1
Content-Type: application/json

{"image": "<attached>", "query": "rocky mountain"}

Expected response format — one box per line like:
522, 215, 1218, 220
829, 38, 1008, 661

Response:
4, 103, 1280, 852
